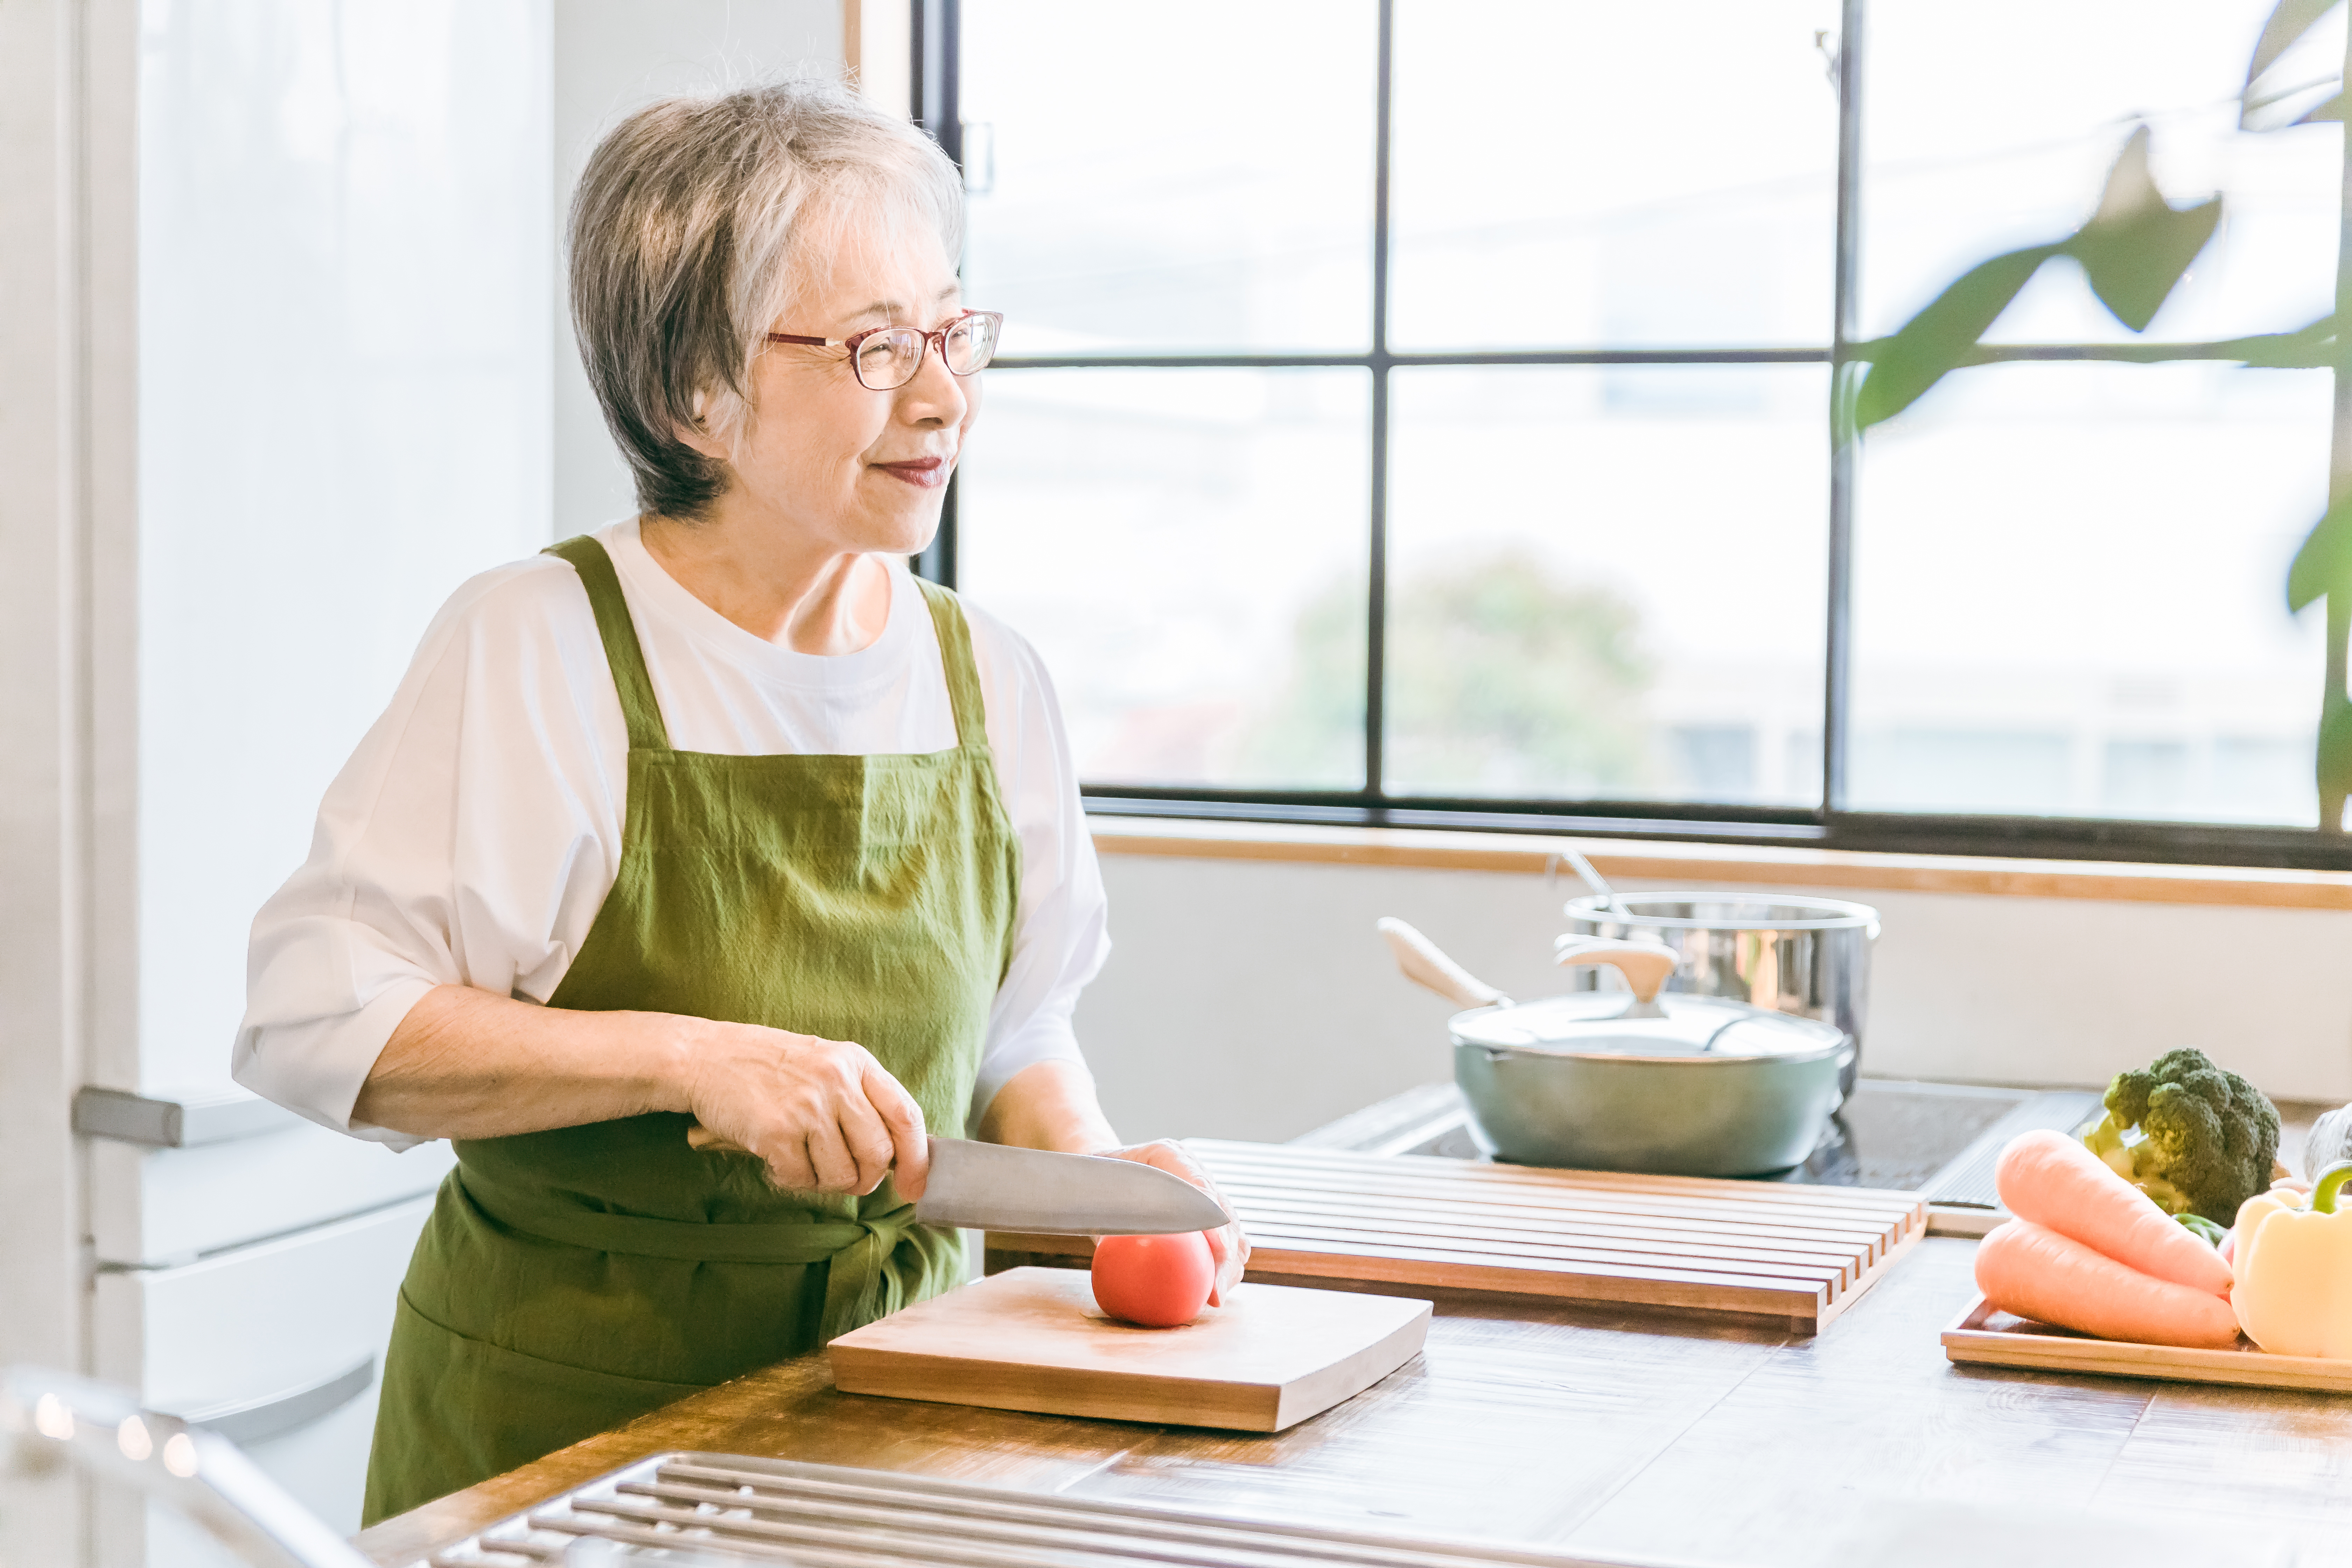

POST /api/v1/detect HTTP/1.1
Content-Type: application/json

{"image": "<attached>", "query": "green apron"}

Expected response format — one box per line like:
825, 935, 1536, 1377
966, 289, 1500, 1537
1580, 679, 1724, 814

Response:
360, 536, 1020, 1525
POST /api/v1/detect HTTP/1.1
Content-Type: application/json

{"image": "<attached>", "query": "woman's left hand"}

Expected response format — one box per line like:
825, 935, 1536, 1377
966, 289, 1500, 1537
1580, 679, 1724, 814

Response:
977, 1063, 1250, 1305
1098, 1140, 1250, 1306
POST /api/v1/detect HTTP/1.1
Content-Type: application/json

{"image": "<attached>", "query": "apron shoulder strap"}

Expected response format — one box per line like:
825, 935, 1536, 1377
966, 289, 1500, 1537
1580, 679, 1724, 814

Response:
913, 577, 988, 750
545, 534, 671, 752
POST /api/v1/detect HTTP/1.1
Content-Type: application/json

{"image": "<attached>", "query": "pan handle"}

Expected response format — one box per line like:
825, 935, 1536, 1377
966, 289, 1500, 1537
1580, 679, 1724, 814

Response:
1553, 936, 1679, 1005
1376, 918, 1510, 1010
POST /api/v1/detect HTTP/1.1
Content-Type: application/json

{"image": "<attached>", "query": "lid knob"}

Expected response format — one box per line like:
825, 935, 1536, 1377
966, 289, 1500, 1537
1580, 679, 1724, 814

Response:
1553, 935, 1678, 1004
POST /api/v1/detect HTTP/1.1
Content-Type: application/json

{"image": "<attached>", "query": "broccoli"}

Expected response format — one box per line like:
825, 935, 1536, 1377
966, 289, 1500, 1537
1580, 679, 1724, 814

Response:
2080, 1047, 2280, 1225
2174, 1213, 2229, 1248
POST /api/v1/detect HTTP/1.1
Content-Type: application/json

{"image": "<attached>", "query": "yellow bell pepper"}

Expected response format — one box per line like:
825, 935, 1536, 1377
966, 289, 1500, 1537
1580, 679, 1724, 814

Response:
2233, 1161, 2352, 1358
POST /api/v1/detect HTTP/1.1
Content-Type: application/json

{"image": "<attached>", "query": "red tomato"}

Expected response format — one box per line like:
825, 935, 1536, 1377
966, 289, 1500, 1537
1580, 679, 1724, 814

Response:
1090, 1232, 1215, 1327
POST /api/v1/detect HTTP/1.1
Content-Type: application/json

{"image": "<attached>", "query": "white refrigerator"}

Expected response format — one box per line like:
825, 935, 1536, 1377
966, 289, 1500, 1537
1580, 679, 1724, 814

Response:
77, 1, 551, 1561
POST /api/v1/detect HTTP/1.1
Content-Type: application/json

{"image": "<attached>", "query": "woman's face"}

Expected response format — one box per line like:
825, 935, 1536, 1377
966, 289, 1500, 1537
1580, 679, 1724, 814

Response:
704, 222, 979, 556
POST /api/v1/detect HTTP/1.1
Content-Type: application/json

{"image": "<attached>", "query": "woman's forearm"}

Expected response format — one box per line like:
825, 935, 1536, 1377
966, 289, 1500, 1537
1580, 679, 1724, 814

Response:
353, 984, 694, 1140
369, 1001, 1124, 1152
352, 985, 931, 1197
976, 1059, 1120, 1152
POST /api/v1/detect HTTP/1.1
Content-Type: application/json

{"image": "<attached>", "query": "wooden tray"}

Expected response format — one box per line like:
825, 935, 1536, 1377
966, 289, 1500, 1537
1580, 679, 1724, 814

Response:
988, 1139, 1928, 1334
1941, 1294, 2352, 1392
828, 1266, 1432, 1431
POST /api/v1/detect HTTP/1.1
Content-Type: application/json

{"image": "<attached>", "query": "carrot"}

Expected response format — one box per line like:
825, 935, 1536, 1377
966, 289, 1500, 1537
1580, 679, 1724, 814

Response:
1994, 1128, 2233, 1298
1976, 1219, 2241, 1349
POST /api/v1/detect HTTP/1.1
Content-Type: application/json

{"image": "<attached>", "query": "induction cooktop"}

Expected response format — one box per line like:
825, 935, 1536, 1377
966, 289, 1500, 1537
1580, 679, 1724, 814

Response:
1298, 1078, 2104, 1237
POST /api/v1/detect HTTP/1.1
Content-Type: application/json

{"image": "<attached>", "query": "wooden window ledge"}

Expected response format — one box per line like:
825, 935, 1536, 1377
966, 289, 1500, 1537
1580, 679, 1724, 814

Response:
1087, 816, 2352, 912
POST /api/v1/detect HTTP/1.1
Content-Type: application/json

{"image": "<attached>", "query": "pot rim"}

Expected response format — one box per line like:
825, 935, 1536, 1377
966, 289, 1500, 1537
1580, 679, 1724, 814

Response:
1454, 1040, 1851, 1067
1446, 1000, 1851, 1067
1562, 891, 1880, 933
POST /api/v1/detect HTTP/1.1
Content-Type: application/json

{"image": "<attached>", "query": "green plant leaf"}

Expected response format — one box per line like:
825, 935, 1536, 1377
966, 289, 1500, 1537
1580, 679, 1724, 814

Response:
1852, 244, 2060, 430
2288, 496, 2352, 612
2317, 694, 2352, 830
2245, 0, 2342, 122
2219, 313, 2336, 367
2064, 127, 2223, 332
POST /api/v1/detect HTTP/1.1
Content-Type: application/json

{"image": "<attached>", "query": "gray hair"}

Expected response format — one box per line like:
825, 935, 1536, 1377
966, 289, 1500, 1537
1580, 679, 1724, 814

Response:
568, 75, 964, 520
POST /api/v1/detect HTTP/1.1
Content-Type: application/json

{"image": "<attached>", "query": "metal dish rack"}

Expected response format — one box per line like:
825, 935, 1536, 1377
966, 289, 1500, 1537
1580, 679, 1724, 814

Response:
10, 1368, 1668, 1568
417, 1452, 1658, 1568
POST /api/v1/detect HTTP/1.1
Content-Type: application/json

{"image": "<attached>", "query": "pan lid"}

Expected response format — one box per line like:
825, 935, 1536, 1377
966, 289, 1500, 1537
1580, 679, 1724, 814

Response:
1450, 993, 1847, 1063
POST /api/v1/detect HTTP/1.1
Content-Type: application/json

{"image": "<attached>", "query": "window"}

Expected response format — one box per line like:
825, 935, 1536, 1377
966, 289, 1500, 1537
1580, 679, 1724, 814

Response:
931, 0, 2350, 867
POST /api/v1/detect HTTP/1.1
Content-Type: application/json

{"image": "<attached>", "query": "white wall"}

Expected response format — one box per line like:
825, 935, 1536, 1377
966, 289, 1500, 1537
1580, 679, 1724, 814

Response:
1074, 852, 2352, 1145
552, 0, 847, 536
135, 0, 558, 1098
119, 1, 858, 1092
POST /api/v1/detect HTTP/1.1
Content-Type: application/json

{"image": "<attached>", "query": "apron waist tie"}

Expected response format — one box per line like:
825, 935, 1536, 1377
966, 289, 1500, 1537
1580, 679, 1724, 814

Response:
456, 1167, 919, 1343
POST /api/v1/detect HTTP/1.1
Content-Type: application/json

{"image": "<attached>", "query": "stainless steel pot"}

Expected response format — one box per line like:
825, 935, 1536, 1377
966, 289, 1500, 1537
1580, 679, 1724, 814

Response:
1378, 922, 1853, 1176
1559, 893, 1879, 1095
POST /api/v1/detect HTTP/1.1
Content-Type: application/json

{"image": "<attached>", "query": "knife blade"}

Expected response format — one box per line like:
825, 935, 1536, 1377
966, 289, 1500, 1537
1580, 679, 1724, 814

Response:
912, 1136, 1230, 1236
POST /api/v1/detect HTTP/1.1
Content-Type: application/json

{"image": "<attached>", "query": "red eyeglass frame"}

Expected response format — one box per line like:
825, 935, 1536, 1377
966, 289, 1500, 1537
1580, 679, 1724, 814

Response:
764, 309, 1003, 390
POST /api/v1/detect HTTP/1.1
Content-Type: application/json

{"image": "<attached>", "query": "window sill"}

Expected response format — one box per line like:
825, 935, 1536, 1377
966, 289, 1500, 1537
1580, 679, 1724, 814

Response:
1087, 815, 2352, 911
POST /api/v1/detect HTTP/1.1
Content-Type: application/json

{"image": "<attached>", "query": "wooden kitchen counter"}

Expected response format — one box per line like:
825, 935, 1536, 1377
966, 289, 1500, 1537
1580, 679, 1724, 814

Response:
354, 1238, 2350, 1567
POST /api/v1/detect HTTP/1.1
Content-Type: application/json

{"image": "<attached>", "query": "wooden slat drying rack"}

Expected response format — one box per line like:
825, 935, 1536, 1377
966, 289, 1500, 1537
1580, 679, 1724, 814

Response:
987, 1139, 1928, 1334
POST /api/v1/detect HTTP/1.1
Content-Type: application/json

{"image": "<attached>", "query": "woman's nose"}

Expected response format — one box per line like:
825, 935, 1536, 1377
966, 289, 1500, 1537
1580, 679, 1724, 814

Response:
895, 338, 968, 425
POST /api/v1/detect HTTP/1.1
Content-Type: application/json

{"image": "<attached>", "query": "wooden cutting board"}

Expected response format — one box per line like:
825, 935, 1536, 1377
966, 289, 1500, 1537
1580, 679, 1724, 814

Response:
1941, 1295, 2352, 1393
827, 1266, 1431, 1432
988, 1140, 1927, 1333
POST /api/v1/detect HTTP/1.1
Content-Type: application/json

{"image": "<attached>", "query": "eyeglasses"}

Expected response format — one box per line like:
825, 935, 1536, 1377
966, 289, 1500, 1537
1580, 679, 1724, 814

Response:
765, 309, 1003, 392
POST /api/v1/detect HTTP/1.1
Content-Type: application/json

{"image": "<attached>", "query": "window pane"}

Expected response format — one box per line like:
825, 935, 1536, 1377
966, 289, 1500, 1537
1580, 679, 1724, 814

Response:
961, 1, 1376, 356
959, 370, 1371, 788
1384, 365, 1828, 803
1389, 0, 1841, 350
1863, 1, 2341, 344
1849, 363, 2330, 823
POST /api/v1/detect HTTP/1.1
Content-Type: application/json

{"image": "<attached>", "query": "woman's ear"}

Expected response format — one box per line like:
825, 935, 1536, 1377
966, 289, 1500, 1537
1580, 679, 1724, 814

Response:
673, 392, 732, 463
674, 422, 729, 463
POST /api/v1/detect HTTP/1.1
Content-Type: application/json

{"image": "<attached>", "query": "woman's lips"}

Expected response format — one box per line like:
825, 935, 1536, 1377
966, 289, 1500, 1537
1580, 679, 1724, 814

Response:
873, 455, 951, 489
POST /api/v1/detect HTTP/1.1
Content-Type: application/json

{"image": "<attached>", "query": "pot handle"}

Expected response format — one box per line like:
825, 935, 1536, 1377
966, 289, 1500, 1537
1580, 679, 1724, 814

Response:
1376, 918, 1510, 1010
1553, 936, 1679, 1004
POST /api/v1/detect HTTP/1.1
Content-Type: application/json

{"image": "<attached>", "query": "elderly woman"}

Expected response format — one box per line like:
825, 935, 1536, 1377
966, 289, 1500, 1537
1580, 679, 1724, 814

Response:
233, 77, 1245, 1525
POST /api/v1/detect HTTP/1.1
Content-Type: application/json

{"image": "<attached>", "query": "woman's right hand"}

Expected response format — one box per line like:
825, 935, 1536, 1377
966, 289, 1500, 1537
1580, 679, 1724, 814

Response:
677, 1017, 930, 1199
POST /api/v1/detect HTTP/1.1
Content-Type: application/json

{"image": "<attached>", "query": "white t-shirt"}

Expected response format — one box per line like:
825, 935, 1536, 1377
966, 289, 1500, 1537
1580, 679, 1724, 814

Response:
233, 518, 1108, 1151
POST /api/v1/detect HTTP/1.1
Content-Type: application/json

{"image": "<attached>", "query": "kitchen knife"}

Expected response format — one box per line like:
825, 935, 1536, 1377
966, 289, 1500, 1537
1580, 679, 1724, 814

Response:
684, 1124, 1229, 1235
913, 1137, 1230, 1236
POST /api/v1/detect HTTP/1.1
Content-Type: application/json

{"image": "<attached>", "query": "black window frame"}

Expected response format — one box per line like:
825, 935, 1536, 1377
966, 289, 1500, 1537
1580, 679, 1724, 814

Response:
913, 0, 2352, 872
